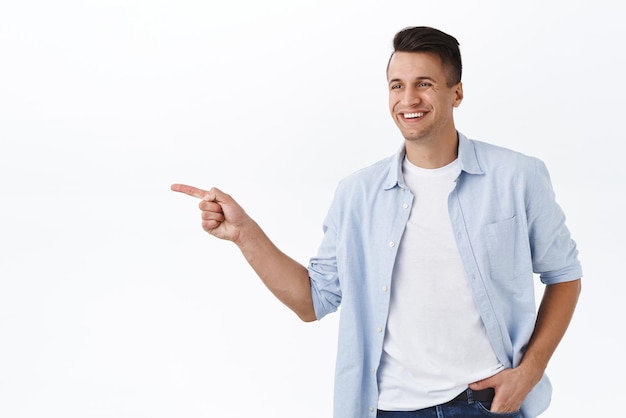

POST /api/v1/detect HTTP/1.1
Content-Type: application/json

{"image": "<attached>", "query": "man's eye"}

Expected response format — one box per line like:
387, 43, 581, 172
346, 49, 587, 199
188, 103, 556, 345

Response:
391, 84, 402, 90
419, 82, 432, 87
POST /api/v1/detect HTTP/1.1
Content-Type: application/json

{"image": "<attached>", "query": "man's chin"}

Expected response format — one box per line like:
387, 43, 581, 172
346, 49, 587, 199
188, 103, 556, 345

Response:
402, 133, 427, 142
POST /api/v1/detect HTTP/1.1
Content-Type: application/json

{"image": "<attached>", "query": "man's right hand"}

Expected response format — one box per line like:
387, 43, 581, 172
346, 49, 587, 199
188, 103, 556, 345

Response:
171, 183, 316, 321
170, 184, 251, 244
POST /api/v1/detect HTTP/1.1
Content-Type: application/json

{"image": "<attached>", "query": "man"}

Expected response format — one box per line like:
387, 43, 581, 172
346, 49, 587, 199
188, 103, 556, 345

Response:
172, 26, 582, 418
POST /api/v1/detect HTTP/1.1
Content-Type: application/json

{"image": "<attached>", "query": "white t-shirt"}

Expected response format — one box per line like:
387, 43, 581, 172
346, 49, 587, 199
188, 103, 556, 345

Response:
377, 158, 503, 411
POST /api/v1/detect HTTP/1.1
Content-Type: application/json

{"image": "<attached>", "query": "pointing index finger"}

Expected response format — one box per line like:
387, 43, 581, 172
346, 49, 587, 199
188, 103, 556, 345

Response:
170, 183, 211, 200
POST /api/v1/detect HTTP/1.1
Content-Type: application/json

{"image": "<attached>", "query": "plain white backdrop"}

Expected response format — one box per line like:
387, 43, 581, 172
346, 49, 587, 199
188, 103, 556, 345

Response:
1, 0, 624, 417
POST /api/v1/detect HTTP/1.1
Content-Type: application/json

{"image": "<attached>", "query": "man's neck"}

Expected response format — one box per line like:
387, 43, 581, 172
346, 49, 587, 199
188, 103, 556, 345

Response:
405, 131, 459, 169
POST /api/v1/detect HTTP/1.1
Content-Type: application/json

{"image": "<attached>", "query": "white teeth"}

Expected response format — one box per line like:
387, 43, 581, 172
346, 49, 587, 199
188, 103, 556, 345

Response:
404, 112, 424, 119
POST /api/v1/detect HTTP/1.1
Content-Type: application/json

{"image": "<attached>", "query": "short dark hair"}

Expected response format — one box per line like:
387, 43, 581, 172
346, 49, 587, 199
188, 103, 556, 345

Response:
389, 26, 462, 87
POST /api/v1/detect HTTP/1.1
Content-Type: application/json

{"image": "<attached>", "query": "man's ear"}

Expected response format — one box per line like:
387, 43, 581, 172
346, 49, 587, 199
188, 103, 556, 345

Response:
453, 82, 463, 107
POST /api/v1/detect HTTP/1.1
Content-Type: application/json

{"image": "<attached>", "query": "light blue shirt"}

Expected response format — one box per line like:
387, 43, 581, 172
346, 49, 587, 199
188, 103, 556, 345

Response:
308, 132, 582, 418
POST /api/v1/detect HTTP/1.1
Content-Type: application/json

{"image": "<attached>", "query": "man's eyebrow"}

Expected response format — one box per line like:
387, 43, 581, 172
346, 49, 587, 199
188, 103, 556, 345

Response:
388, 76, 437, 85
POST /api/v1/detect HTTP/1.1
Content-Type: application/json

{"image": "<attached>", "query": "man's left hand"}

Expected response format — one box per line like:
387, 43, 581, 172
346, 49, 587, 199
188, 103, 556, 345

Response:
469, 368, 534, 413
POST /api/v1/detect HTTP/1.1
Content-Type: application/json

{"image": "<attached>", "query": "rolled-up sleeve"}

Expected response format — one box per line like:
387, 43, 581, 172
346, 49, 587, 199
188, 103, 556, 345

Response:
527, 158, 583, 284
308, 195, 343, 320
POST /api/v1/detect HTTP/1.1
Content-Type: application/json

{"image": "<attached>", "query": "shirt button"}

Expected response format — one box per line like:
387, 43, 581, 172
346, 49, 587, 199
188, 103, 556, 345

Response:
377, 327, 383, 333
369, 406, 375, 412
402, 203, 409, 209
382, 286, 388, 292
389, 241, 395, 247
371, 367, 376, 374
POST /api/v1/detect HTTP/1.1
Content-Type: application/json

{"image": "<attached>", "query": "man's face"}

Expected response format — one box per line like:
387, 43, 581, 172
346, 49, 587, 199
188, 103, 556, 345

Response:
387, 51, 463, 143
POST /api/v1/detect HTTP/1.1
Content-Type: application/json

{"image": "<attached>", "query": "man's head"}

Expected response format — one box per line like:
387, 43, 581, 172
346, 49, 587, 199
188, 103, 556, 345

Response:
386, 27, 464, 165
388, 26, 462, 87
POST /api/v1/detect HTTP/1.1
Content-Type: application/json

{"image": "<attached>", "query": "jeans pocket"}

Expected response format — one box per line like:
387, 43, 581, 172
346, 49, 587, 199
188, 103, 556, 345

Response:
475, 401, 522, 417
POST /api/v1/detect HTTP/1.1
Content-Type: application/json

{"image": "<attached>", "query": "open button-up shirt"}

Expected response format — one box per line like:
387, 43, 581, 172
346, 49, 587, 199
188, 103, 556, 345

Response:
308, 132, 582, 418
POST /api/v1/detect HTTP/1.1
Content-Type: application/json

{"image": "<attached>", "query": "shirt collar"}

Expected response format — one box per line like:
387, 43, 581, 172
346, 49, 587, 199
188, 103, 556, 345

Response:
457, 131, 484, 175
384, 131, 484, 190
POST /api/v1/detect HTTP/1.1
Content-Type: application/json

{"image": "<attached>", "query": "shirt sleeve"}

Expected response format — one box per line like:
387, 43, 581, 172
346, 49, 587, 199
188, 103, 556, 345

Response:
308, 190, 343, 320
527, 158, 583, 284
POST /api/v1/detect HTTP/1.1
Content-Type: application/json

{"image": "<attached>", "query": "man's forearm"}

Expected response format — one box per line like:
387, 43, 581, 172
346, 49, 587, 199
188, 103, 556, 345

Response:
518, 279, 582, 383
236, 219, 316, 322
471, 279, 582, 412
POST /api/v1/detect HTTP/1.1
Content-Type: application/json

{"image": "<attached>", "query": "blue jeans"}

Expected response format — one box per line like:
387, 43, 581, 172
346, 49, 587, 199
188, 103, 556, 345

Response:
377, 390, 522, 418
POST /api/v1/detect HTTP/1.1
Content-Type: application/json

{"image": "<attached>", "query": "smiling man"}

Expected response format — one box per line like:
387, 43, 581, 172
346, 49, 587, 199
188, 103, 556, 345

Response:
172, 27, 582, 418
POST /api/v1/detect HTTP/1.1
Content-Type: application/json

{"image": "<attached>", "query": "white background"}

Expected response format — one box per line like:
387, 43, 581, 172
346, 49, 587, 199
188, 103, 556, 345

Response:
1, 1, 624, 417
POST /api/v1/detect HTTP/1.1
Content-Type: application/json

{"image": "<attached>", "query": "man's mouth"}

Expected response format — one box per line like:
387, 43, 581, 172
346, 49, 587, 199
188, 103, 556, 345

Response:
403, 112, 424, 119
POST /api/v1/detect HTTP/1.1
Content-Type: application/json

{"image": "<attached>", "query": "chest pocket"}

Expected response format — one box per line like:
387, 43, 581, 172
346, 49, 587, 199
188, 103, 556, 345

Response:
484, 216, 517, 281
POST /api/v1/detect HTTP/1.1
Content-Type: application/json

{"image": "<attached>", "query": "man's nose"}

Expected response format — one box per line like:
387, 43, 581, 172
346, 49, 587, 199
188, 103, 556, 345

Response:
401, 88, 420, 105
